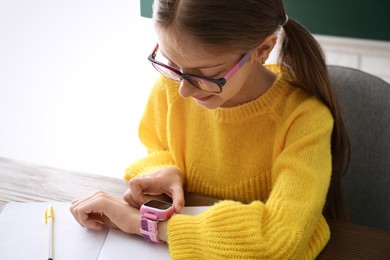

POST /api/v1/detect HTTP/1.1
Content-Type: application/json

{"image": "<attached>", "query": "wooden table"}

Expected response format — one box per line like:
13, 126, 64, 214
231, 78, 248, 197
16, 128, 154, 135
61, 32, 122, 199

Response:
1, 157, 389, 259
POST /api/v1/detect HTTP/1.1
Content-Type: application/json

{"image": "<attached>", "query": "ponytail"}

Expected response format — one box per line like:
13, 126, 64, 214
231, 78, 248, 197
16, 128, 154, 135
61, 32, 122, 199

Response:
279, 19, 351, 220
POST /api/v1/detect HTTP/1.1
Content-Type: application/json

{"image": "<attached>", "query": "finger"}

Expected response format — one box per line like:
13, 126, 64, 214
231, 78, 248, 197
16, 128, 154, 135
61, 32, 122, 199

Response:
77, 216, 106, 230
71, 200, 98, 228
70, 190, 104, 211
170, 185, 185, 213
71, 191, 109, 229
127, 178, 152, 206
122, 188, 141, 209
70, 195, 95, 226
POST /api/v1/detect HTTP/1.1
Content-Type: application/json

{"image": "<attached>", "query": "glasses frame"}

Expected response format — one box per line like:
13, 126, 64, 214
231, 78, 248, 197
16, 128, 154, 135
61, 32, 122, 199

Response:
148, 43, 252, 93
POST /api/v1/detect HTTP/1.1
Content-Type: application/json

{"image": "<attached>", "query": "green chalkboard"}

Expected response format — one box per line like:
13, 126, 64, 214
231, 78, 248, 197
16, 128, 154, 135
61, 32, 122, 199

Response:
285, 0, 390, 42
140, 0, 390, 42
140, 0, 153, 19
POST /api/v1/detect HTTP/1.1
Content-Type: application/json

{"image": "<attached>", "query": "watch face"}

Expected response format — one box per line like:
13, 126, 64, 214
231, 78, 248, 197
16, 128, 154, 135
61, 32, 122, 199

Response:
144, 200, 172, 210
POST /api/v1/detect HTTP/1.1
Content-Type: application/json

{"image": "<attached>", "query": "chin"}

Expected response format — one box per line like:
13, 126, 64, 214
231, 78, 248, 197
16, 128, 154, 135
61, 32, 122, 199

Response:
193, 98, 223, 109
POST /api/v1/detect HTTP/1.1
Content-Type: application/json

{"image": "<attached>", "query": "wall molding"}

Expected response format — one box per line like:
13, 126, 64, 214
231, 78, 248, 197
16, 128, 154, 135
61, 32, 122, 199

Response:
315, 35, 390, 57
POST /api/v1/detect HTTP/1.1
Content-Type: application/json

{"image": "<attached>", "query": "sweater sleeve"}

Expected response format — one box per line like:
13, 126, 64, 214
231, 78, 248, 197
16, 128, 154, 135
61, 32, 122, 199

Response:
167, 98, 333, 259
124, 76, 180, 180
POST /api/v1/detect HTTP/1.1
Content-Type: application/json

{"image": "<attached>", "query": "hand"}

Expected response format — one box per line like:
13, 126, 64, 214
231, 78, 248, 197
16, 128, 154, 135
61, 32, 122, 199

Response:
123, 167, 185, 213
70, 191, 141, 235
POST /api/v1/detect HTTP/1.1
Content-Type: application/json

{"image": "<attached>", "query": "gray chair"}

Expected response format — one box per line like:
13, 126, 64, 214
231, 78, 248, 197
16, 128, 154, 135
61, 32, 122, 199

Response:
328, 65, 390, 230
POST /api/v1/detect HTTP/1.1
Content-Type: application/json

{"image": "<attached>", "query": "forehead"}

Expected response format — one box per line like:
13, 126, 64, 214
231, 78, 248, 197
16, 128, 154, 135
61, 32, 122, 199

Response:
155, 28, 239, 68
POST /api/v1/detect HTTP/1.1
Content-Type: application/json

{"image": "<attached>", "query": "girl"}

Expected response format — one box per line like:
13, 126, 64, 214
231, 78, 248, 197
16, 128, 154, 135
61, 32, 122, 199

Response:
71, 0, 350, 259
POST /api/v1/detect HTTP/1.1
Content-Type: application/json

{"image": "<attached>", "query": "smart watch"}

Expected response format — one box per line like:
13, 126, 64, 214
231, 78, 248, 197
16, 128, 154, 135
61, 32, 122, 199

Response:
140, 200, 175, 243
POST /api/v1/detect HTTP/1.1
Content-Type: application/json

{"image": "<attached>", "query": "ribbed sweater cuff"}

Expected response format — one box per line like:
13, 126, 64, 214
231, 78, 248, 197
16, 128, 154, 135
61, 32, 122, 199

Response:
167, 201, 267, 259
167, 210, 208, 259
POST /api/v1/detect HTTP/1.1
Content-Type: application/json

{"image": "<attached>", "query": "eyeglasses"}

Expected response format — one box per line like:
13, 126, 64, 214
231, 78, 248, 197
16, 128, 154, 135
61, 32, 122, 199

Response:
148, 44, 252, 94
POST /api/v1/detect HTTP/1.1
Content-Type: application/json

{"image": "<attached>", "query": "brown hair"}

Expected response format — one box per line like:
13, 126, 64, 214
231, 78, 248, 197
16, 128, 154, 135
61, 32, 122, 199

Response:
153, 0, 350, 220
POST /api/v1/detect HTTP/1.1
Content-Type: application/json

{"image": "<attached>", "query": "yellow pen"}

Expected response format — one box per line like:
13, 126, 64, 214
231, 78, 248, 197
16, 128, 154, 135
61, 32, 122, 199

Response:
44, 206, 54, 260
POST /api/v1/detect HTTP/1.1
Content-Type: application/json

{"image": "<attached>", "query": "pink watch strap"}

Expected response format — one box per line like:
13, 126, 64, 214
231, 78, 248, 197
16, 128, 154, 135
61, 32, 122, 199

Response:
140, 217, 163, 243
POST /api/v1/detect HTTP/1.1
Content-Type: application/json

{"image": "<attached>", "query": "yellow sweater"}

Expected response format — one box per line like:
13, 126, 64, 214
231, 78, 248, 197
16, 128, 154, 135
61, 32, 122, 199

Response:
125, 65, 332, 259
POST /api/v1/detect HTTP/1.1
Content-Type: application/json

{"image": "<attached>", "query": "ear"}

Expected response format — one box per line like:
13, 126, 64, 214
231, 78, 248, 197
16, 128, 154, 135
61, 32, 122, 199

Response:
253, 34, 278, 64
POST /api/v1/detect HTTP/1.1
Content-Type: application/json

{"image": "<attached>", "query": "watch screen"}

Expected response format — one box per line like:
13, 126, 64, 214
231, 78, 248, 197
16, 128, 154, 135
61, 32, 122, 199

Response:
144, 200, 172, 210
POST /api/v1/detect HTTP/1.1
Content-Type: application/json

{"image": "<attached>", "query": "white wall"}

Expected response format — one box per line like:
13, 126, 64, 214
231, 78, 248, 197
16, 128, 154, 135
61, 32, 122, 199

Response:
1, 1, 389, 178
0, 0, 157, 177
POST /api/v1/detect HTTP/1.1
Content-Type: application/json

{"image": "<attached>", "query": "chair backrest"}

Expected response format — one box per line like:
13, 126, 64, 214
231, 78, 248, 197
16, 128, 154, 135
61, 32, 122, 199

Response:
328, 65, 390, 230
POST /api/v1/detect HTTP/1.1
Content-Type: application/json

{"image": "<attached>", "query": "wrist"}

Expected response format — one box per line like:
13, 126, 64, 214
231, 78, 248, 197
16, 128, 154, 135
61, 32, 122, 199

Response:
117, 206, 142, 235
134, 213, 142, 236
158, 220, 168, 242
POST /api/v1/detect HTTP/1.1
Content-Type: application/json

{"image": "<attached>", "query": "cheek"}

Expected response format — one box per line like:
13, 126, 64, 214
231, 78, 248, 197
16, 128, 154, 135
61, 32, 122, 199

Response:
222, 76, 245, 96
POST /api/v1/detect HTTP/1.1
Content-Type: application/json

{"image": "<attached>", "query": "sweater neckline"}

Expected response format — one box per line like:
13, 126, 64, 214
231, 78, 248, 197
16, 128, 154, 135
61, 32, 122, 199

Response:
207, 75, 291, 123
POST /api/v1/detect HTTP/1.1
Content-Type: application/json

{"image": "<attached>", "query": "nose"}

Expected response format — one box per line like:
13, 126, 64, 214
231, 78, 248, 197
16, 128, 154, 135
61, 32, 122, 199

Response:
178, 80, 199, 98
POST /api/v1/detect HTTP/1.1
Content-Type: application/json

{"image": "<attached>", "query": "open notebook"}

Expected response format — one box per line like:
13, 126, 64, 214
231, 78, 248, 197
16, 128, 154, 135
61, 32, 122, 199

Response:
0, 202, 209, 260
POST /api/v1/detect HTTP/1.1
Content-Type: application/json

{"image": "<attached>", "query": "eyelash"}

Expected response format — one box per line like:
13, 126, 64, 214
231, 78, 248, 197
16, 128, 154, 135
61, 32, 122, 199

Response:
168, 61, 223, 78
209, 72, 223, 78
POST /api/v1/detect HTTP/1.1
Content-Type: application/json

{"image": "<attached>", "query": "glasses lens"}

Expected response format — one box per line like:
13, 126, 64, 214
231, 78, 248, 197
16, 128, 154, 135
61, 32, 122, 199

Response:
151, 50, 181, 81
151, 63, 181, 81
188, 77, 222, 93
